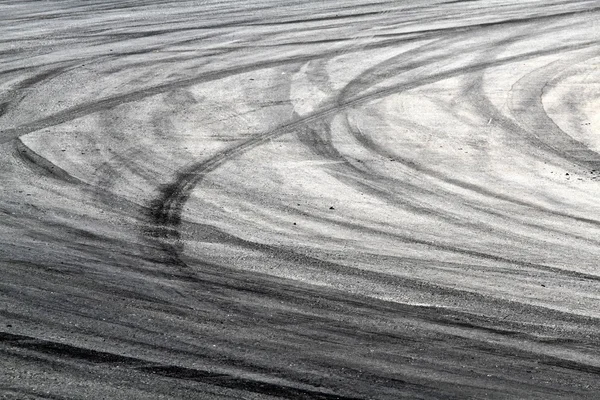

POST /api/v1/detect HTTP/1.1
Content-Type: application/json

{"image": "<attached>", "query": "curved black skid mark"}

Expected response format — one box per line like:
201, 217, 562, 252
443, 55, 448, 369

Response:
144, 40, 600, 281
13, 138, 81, 184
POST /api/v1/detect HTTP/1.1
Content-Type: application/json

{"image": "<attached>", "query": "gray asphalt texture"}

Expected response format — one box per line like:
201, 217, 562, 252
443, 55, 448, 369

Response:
1, 0, 600, 399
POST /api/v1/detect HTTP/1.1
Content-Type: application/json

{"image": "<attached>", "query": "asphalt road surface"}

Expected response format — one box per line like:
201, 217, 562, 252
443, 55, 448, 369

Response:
1, 0, 600, 398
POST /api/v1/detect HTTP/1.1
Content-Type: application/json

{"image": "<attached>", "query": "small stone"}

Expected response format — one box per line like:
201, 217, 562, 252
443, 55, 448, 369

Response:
329, 206, 335, 210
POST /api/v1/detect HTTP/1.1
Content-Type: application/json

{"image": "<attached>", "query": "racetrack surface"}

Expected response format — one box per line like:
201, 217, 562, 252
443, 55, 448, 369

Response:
1, 0, 600, 398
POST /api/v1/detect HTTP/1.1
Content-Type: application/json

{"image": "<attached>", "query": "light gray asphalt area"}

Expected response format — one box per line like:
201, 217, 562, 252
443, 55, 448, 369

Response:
1, 0, 600, 398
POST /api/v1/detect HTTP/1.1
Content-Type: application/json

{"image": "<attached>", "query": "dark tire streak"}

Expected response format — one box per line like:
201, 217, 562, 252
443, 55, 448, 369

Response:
145, 39, 600, 281
4, 1, 600, 399
0, 332, 364, 400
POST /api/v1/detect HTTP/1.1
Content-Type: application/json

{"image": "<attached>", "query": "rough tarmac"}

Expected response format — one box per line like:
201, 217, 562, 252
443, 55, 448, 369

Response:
1, 0, 600, 398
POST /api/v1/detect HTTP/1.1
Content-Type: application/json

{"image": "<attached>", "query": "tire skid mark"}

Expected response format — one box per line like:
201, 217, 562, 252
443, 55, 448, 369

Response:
295, 119, 471, 225
0, 386, 70, 400
335, 40, 600, 226
343, 108, 600, 228
180, 221, 600, 328
307, 28, 600, 265
13, 138, 81, 185
0, 34, 431, 144
144, 38, 600, 284
168, 258, 600, 334
182, 221, 530, 310
6, 19, 593, 144
454, 33, 600, 224
1, 264, 596, 347
0, 332, 364, 400
508, 53, 600, 169
4, 2, 600, 398
292, 33, 598, 250
288, 205, 600, 283
360, 3, 600, 41
9, 140, 150, 223
298, 116, 591, 261
3, 270, 598, 394
0, 66, 68, 124
248, 4, 600, 33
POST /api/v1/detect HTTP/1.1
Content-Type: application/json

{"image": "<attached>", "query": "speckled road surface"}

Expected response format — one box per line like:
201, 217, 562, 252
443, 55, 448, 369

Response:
1, 1, 600, 398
